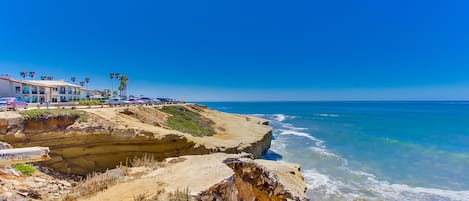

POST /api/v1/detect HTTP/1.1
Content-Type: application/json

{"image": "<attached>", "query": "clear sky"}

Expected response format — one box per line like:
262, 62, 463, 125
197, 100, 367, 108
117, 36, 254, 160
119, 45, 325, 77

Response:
0, 0, 468, 101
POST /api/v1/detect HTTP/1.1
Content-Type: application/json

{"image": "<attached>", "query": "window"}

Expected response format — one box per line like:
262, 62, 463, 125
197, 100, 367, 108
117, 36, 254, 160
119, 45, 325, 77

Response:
15, 87, 21, 94
22, 86, 30, 94
32, 86, 38, 94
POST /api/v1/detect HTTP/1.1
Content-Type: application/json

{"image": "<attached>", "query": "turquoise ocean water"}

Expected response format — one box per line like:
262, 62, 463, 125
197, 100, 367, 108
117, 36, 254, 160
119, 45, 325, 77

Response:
199, 102, 469, 201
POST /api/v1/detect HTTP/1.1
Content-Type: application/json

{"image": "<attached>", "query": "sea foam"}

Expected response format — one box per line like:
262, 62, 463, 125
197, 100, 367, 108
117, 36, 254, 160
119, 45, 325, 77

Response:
259, 112, 469, 201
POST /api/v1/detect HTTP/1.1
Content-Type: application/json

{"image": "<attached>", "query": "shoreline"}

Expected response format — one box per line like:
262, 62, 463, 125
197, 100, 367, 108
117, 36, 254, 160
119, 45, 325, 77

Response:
0, 104, 309, 200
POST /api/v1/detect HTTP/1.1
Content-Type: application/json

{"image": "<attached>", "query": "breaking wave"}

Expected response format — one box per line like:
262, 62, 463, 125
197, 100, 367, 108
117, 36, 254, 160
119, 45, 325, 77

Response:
258, 113, 469, 201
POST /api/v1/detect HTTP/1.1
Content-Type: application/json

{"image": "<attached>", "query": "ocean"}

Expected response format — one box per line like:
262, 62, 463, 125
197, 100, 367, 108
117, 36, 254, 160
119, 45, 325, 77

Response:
199, 101, 469, 201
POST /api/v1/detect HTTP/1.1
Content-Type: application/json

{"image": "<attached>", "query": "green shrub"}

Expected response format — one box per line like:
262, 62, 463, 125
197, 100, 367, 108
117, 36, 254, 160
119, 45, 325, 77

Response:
12, 163, 36, 176
78, 100, 105, 106
78, 114, 89, 122
160, 106, 215, 137
20, 109, 87, 121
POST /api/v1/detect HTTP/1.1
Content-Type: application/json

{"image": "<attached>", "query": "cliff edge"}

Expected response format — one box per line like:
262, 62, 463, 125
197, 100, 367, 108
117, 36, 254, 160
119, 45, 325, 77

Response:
83, 153, 309, 201
0, 104, 272, 175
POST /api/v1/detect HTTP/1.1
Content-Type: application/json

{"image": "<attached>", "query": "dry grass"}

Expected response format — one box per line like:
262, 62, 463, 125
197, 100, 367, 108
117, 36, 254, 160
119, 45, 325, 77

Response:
132, 188, 192, 201
60, 167, 128, 201
133, 189, 165, 201
130, 154, 164, 169
61, 155, 169, 201
169, 188, 193, 201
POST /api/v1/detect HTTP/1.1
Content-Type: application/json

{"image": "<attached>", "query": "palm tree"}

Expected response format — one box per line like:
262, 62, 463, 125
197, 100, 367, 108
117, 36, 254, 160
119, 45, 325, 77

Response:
40, 75, 47, 80
118, 75, 129, 97
84, 77, 90, 88
110, 73, 115, 94
71, 77, 77, 83
79, 81, 85, 87
103, 89, 111, 99
28, 72, 35, 80
47, 76, 54, 80
20, 71, 27, 79
112, 91, 118, 97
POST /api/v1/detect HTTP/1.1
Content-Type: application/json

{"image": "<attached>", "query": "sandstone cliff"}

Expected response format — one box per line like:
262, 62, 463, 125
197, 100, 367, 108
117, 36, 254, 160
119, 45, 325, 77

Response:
0, 105, 272, 175
83, 153, 309, 201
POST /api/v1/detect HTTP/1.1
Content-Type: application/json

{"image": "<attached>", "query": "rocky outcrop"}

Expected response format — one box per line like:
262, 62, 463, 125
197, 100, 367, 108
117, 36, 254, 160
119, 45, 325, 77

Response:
0, 141, 75, 201
199, 158, 308, 201
22, 116, 77, 134
0, 105, 272, 175
83, 153, 309, 201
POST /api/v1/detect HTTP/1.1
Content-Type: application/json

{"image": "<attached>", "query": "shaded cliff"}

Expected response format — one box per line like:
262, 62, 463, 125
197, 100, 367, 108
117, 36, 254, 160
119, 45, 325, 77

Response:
0, 105, 272, 175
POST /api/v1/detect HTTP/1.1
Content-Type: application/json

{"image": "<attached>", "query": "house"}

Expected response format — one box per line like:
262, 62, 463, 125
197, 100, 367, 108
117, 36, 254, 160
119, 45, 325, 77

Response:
0, 76, 89, 103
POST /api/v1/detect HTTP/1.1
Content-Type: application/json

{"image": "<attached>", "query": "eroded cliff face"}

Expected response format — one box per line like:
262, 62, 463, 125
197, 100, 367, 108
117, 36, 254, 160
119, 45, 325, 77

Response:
82, 153, 309, 201
198, 158, 308, 201
0, 105, 273, 175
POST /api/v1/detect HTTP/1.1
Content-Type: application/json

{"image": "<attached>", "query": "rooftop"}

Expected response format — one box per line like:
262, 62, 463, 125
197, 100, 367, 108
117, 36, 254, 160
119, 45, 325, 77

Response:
0, 76, 83, 88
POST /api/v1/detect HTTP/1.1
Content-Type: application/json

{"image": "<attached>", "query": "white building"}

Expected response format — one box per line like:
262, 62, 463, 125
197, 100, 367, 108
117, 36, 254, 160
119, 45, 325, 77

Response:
0, 76, 92, 103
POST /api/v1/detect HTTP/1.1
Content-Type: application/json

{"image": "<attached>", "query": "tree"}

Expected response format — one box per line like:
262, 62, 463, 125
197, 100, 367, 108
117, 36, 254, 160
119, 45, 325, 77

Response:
103, 89, 111, 99
112, 91, 118, 97
47, 76, 54, 80
118, 75, 128, 97
71, 77, 77, 83
20, 71, 27, 79
40, 75, 47, 80
28, 72, 35, 79
110, 73, 115, 95
79, 81, 85, 87
110, 72, 121, 96
84, 77, 90, 88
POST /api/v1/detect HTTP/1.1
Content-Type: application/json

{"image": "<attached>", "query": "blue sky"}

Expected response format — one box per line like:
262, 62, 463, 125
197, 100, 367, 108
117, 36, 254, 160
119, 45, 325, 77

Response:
0, 0, 468, 101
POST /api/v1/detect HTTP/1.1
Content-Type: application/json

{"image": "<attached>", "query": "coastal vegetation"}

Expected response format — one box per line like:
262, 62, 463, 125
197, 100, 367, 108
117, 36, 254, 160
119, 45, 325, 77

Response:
12, 163, 36, 176
160, 106, 215, 137
19, 109, 87, 121
133, 188, 192, 201
61, 167, 129, 201
78, 100, 105, 106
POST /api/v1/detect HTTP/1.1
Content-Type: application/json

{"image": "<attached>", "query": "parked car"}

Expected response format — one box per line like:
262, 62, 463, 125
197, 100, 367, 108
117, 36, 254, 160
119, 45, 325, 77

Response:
137, 97, 154, 104
105, 98, 130, 106
0, 102, 6, 112
128, 98, 145, 105
0, 97, 28, 111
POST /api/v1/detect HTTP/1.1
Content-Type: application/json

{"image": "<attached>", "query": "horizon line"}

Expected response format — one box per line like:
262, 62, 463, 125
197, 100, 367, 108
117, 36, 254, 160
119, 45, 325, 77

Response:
192, 100, 469, 103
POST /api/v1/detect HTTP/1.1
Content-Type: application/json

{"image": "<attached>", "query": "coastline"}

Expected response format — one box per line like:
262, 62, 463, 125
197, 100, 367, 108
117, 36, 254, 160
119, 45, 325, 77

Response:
203, 101, 469, 201
0, 104, 309, 200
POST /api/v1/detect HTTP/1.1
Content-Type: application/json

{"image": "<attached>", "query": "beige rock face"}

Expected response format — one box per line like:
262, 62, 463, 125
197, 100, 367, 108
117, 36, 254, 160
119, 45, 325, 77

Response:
0, 105, 272, 175
199, 157, 308, 201
84, 153, 309, 201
